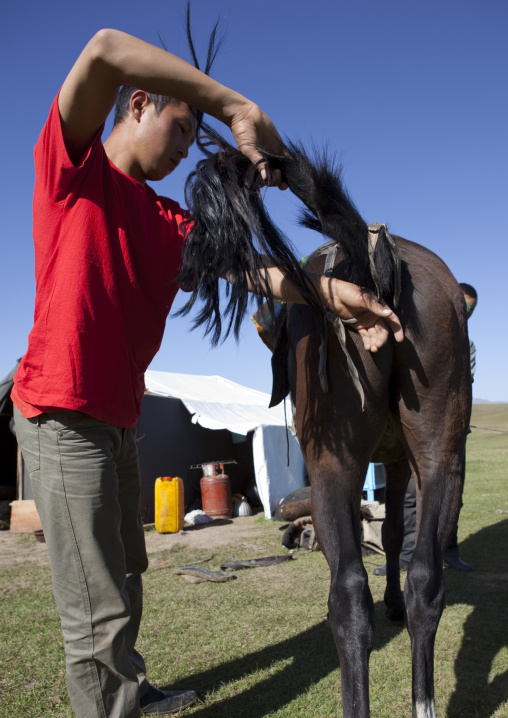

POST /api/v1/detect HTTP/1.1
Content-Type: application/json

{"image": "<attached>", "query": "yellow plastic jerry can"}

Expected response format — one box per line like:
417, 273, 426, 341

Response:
154, 477, 185, 533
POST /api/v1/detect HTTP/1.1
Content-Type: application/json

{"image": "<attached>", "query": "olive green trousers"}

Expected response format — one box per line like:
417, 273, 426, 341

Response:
14, 406, 148, 718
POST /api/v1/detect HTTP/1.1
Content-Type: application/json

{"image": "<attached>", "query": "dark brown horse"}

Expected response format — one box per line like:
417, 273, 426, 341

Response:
287, 241, 470, 718
179, 140, 472, 718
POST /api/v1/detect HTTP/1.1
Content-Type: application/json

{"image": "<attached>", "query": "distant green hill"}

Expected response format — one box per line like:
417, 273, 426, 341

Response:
470, 403, 508, 434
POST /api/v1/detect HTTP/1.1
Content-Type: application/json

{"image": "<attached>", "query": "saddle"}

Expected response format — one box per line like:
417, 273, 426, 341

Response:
252, 226, 401, 411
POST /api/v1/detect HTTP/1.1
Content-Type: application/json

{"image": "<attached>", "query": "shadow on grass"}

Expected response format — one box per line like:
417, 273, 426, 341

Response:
183, 519, 234, 531
170, 520, 508, 716
162, 605, 405, 717
445, 518, 508, 718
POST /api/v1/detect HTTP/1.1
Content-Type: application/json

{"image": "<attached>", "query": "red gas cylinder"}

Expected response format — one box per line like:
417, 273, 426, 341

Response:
200, 462, 232, 519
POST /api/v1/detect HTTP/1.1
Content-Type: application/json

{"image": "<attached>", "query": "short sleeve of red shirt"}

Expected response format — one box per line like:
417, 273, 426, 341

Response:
13, 94, 191, 427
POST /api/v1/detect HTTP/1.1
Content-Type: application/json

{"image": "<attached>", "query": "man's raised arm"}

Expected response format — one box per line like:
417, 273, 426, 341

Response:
58, 28, 284, 179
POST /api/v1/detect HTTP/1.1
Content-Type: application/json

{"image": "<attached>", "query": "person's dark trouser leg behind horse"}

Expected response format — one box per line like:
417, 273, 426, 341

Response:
378, 459, 412, 622
443, 451, 474, 571
374, 467, 473, 575
400, 474, 416, 566
373, 464, 413, 579
403, 464, 474, 571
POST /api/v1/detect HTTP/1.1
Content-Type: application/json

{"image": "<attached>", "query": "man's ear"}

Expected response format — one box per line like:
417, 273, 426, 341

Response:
130, 90, 150, 122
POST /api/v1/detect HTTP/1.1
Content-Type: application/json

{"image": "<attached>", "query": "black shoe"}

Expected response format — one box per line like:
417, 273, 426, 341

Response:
373, 560, 409, 576
444, 555, 474, 571
140, 682, 198, 715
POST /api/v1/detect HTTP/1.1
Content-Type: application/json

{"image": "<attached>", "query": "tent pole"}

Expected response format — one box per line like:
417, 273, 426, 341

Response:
17, 445, 24, 500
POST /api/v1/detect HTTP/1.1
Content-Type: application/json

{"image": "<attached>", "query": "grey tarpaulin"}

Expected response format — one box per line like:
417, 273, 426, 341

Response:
0, 361, 20, 416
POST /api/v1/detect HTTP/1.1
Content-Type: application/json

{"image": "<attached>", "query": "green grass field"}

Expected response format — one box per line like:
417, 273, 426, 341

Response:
1, 404, 507, 717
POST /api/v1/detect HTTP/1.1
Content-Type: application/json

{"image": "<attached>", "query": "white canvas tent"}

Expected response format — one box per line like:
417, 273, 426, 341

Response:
144, 371, 306, 518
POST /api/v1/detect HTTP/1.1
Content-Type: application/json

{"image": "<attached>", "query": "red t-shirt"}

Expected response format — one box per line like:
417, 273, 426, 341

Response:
12, 95, 189, 428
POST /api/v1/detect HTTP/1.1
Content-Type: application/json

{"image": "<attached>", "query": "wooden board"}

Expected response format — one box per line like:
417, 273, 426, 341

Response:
9, 499, 42, 534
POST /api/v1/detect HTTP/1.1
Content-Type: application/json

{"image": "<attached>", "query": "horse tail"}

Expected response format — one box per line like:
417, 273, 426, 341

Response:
177, 137, 323, 345
178, 138, 399, 345
273, 143, 399, 306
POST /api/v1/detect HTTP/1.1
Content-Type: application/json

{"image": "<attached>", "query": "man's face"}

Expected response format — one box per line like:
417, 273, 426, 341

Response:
464, 293, 477, 320
134, 100, 197, 182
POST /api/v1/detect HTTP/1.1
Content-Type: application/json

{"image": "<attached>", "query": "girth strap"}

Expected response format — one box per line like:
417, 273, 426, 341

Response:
325, 311, 365, 409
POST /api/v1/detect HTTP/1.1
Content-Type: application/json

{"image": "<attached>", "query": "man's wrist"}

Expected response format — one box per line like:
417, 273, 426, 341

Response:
217, 93, 253, 127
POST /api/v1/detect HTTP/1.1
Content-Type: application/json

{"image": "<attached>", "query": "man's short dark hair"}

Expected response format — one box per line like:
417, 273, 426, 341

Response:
459, 283, 477, 300
113, 85, 179, 126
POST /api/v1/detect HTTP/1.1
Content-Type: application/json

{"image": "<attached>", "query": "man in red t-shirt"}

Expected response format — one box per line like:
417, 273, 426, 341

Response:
13, 29, 403, 718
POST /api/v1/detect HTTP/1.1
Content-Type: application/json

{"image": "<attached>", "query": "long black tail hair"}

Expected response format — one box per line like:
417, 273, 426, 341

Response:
177, 137, 397, 344
274, 143, 398, 300
177, 4, 397, 344
174, 5, 320, 345
177, 134, 325, 345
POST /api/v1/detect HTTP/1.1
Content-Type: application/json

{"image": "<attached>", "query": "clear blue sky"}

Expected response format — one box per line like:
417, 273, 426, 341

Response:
1, 0, 506, 401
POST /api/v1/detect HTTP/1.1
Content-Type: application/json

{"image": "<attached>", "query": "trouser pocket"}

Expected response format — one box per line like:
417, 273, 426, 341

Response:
13, 405, 40, 475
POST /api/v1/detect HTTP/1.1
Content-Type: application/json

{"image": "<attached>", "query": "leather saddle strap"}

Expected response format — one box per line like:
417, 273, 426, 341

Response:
317, 242, 363, 406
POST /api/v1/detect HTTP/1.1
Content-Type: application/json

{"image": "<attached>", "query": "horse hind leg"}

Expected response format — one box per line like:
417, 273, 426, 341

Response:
403, 442, 466, 718
310, 458, 374, 718
290, 307, 392, 717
